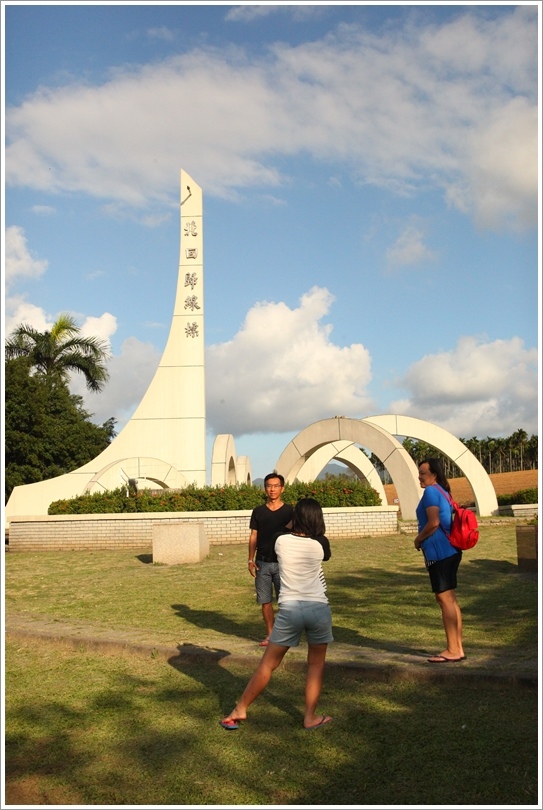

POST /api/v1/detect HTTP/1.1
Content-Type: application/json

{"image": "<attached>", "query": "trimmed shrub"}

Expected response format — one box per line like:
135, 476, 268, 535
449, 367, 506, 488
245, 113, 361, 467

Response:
48, 478, 381, 515
496, 487, 538, 506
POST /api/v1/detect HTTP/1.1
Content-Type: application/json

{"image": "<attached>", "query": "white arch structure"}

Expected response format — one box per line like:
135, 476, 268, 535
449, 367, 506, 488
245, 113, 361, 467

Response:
84, 456, 187, 492
363, 415, 498, 516
275, 417, 421, 520
211, 434, 252, 487
294, 440, 388, 505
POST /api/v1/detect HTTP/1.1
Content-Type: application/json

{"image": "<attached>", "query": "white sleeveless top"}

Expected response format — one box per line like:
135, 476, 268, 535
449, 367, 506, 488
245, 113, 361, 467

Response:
274, 533, 329, 604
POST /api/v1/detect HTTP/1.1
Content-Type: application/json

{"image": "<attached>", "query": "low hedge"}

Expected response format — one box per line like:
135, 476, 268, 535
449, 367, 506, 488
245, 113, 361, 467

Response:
48, 478, 382, 515
496, 487, 538, 506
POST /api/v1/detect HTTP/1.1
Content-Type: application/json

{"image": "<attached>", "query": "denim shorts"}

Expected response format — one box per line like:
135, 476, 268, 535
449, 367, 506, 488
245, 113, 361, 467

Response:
269, 600, 334, 647
254, 561, 281, 605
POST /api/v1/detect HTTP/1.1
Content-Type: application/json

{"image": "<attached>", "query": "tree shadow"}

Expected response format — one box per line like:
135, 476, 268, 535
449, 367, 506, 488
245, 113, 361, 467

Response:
166, 643, 299, 721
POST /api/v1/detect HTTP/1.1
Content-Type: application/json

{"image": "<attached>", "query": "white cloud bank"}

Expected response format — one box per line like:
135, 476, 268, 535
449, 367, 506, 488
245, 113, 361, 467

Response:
4, 264, 538, 440
390, 335, 539, 437
206, 287, 374, 435
81, 297, 538, 441
4, 225, 48, 288
5, 7, 537, 231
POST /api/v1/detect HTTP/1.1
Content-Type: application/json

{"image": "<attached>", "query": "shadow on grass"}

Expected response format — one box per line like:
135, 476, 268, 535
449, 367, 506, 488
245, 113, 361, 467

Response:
5, 643, 538, 807
167, 643, 300, 721
172, 602, 264, 643
169, 552, 537, 668
136, 553, 153, 564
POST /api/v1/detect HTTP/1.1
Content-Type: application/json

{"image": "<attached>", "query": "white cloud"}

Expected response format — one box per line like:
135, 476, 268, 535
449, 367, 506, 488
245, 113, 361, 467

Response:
205, 286, 374, 436
3, 297, 53, 338
146, 26, 175, 42
5, 8, 537, 230
76, 336, 161, 426
386, 222, 437, 268
72, 303, 537, 448
225, 6, 281, 22
4, 225, 48, 287
79, 313, 117, 347
390, 335, 539, 437
225, 5, 325, 23
31, 204, 56, 215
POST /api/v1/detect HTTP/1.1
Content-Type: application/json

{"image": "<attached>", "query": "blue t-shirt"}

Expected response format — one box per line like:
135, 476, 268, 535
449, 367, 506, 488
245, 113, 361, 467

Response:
416, 485, 456, 562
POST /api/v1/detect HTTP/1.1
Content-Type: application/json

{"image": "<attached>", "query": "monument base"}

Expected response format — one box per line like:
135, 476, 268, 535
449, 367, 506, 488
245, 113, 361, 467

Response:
152, 522, 209, 565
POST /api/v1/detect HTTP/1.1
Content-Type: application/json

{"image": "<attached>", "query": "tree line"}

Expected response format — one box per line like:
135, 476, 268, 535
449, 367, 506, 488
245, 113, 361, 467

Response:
368, 429, 538, 485
4, 316, 539, 502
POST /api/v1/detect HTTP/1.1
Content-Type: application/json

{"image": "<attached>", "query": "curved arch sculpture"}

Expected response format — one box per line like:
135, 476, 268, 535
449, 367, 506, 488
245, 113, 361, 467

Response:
363, 415, 498, 516
85, 456, 187, 493
211, 434, 237, 486
210, 435, 252, 486
236, 456, 252, 485
295, 440, 387, 505
275, 417, 421, 520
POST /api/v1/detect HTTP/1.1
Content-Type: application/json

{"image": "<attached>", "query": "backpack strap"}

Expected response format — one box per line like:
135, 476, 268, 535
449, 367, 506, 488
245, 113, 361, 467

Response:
432, 483, 454, 538
433, 483, 453, 505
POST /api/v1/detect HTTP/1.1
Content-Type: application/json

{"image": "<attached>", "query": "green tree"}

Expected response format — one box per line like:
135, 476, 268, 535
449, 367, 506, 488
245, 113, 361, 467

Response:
5, 313, 110, 392
511, 428, 529, 471
4, 357, 116, 502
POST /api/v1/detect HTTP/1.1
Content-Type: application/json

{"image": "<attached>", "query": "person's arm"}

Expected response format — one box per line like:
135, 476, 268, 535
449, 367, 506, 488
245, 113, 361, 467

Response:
248, 528, 258, 577
414, 505, 440, 550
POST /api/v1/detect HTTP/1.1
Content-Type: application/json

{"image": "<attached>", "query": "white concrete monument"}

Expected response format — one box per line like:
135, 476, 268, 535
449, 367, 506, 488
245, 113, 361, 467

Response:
6, 170, 208, 521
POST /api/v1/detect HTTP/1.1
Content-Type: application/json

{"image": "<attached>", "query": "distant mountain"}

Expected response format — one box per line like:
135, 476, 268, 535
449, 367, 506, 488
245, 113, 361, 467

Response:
317, 463, 357, 480
252, 463, 357, 487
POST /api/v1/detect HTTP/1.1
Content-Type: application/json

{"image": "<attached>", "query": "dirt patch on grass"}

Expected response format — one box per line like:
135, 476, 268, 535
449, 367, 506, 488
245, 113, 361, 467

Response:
384, 469, 538, 506
5, 775, 83, 806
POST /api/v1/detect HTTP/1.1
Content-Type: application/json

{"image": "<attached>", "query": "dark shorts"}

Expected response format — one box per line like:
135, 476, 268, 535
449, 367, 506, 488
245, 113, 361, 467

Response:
269, 600, 334, 647
427, 551, 462, 594
254, 561, 281, 605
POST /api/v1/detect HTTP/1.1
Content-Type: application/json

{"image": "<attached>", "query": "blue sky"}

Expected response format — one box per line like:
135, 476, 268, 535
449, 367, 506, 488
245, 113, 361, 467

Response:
2, 2, 540, 481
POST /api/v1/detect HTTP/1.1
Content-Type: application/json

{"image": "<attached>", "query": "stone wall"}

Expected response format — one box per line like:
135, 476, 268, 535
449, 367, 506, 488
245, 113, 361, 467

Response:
7, 506, 399, 552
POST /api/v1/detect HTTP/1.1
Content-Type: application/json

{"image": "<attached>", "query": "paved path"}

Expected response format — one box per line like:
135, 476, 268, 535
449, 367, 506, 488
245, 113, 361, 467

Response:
6, 612, 536, 687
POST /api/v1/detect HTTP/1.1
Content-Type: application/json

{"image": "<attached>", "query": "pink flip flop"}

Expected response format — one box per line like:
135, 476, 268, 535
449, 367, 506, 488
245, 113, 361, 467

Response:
219, 718, 240, 730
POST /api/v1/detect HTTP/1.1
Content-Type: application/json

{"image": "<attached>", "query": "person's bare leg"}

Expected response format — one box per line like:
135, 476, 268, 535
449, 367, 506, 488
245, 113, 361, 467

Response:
222, 643, 288, 722
303, 643, 331, 729
433, 589, 464, 659
261, 602, 275, 639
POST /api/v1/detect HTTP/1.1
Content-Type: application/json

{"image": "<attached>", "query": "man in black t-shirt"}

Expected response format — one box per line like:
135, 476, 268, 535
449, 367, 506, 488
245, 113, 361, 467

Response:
248, 472, 294, 646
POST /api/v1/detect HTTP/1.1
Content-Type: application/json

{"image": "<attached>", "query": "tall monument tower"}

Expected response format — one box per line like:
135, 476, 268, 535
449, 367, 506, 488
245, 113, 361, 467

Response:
126, 170, 207, 485
5, 170, 207, 520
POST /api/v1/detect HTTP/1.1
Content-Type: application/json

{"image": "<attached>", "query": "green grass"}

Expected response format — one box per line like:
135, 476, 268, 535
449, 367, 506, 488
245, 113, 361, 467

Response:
5, 524, 537, 670
4, 524, 539, 805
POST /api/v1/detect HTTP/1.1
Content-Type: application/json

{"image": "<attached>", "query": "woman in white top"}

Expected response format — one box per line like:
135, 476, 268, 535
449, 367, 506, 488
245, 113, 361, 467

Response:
220, 498, 333, 731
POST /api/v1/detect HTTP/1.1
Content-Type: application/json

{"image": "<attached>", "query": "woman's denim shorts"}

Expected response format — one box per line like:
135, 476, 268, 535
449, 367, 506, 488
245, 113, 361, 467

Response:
269, 600, 334, 647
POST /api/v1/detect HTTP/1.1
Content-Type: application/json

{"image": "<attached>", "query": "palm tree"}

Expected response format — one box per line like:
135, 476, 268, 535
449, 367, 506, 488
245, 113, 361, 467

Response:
5, 313, 110, 392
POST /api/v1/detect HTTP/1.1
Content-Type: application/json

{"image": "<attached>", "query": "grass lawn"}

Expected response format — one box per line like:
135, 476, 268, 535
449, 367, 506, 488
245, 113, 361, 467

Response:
4, 523, 540, 806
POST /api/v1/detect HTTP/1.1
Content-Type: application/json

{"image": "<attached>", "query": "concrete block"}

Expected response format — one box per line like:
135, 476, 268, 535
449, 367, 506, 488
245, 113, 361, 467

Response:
516, 525, 538, 574
152, 522, 209, 565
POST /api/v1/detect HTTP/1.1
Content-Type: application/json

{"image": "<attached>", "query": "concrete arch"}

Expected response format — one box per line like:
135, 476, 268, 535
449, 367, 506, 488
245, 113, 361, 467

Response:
295, 440, 387, 505
85, 457, 187, 493
236, 456, 252, 485
363, 415, 498, 516
211, 434, 237, 486
275, 417, 420, 520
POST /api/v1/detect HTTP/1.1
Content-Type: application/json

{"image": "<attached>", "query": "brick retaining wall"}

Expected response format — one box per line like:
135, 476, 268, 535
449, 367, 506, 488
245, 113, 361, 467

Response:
7, 506, 399, 552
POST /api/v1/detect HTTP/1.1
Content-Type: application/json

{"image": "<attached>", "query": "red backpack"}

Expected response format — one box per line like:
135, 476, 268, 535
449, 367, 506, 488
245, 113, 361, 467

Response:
434, 484, 479, 550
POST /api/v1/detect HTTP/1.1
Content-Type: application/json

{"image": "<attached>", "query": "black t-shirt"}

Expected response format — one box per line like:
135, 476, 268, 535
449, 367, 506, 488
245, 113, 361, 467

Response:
250, 502, 294, 562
